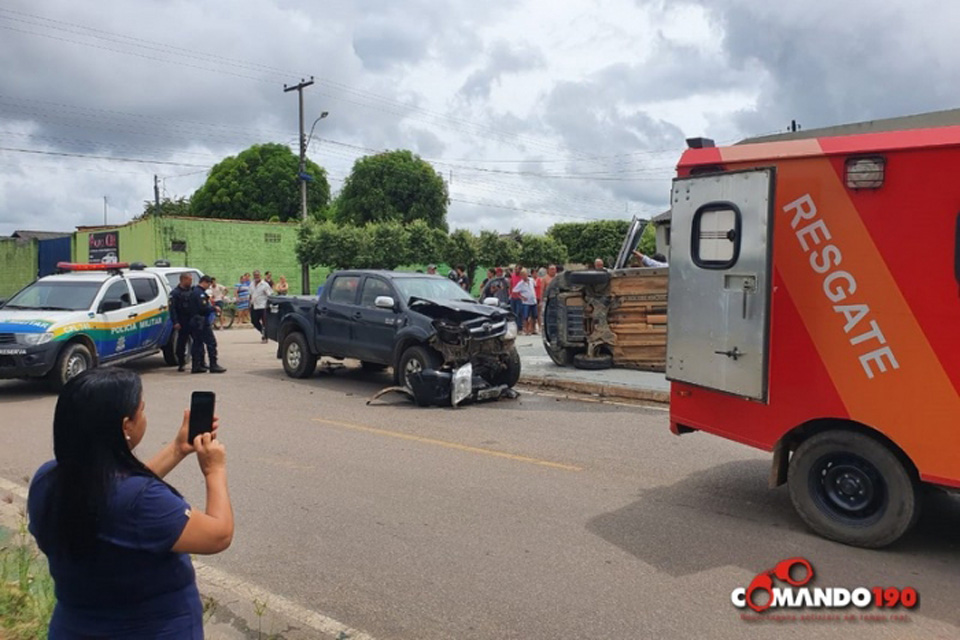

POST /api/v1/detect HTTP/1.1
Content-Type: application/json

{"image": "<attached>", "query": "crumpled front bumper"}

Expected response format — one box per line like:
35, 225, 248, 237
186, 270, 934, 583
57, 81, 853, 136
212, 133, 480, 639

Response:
408, 364, 515, 407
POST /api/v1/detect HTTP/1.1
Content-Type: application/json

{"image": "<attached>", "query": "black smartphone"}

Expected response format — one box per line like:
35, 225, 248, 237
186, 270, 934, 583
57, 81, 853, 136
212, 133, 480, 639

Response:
188, 391, 216, 442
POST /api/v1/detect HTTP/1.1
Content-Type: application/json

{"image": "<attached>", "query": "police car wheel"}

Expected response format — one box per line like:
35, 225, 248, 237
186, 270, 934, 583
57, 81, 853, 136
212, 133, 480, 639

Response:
788, 430, 920, 548
50, 343, 92, 390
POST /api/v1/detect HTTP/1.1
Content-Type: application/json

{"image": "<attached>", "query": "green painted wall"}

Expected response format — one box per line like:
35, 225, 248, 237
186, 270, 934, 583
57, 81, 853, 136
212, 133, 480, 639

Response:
0, 237, 39, 298
75, 216, 327, 294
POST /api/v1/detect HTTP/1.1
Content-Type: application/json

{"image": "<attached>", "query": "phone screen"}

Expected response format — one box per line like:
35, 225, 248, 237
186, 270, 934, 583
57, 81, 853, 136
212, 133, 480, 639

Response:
188, 391, 216, 441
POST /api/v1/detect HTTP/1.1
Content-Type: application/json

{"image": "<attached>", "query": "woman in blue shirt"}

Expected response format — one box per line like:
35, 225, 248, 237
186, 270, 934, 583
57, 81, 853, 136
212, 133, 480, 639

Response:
28, 368, 234, 639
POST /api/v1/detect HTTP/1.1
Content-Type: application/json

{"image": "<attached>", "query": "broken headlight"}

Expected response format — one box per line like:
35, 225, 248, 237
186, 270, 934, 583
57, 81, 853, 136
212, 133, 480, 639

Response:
504, 321, 518, 340
452, 362, 473, 407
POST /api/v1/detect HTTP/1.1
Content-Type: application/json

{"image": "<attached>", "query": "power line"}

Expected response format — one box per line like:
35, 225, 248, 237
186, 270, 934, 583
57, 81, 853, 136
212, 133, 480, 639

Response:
0, 146, 210, 167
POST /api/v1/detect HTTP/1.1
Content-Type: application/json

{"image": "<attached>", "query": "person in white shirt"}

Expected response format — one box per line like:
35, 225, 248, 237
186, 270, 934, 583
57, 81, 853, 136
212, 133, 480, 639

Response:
511, 269, 538, 335
249, 270, 274, 343
631, 250, 668, 268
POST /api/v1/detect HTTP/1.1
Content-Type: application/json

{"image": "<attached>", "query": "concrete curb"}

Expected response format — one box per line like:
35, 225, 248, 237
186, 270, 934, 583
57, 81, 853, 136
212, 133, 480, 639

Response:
519, 374, 670, 404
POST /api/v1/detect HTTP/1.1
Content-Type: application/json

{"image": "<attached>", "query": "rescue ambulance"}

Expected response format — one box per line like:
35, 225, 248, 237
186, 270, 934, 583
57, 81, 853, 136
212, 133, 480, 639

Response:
667, 125, 960, 547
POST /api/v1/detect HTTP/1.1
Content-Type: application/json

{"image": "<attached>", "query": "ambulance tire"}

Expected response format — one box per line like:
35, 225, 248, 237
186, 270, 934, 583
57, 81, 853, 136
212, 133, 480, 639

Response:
573, 353, 613, 370
568, 270, 610, 287
788, 430, 920, 548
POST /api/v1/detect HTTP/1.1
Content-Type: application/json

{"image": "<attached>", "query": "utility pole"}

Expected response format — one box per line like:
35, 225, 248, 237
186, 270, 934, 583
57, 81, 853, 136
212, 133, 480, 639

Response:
154, 175, 161, 216
103, 196, 108, 225
284, 76, 315, 294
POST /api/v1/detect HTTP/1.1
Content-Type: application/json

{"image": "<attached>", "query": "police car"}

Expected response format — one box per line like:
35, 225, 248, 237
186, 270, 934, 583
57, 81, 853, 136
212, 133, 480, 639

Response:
0, 262, 175, 389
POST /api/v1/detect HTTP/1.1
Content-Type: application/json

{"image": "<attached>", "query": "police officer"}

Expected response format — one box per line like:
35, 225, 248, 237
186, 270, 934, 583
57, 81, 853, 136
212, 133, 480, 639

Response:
168, 273, 194, 372
187, 275, 226, 374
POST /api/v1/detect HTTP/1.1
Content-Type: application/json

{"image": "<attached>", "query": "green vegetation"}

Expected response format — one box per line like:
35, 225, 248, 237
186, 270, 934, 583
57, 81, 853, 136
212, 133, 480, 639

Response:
0, 516, 55, 640
191, 143, 331, 222
333, 150, 449, 231
547, 219, 632, 265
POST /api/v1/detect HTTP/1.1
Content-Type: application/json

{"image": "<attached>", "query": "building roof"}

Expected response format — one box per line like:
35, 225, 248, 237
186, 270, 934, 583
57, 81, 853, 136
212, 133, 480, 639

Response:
11, 230, 73, 240
650, 210, 671, 224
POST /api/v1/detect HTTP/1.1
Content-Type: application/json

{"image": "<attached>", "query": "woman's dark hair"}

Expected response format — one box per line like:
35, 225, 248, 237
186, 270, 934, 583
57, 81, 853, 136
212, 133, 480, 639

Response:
42, 368, 170, 558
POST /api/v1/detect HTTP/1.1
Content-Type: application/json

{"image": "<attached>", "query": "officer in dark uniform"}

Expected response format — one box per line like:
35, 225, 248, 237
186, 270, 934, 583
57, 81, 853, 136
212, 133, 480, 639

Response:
187, 276, 226, 374
168, 273, 194, 372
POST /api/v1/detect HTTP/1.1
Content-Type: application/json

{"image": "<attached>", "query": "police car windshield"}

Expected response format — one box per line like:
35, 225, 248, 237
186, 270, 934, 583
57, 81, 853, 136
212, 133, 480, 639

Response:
5, 281, 102, 311
393, 277, 474, 304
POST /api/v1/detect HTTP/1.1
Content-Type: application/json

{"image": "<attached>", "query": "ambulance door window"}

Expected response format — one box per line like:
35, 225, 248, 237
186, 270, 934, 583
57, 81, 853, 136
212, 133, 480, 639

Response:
691, 203, 740, 269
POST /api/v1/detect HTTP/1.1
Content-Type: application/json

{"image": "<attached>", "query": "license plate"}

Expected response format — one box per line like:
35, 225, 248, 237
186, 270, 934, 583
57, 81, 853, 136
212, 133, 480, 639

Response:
477, 387, 501, 401
0, 349, 26, 355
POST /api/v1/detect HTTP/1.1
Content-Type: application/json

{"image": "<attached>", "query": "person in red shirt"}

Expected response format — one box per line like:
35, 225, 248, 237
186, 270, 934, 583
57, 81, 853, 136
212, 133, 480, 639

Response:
509, 264, 523, 322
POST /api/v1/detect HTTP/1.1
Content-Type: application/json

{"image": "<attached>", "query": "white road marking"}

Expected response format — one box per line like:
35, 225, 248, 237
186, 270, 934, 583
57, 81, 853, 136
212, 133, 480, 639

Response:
0, 475, 377, 640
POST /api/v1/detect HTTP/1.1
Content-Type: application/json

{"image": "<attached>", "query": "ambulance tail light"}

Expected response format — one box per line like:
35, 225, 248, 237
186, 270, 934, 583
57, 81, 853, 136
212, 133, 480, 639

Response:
845, 156, 885, 189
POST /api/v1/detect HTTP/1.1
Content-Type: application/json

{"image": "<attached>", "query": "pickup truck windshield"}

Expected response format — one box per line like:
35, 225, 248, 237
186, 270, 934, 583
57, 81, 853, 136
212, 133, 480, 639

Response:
4, 281, 102, 311
393, 277, 474, 304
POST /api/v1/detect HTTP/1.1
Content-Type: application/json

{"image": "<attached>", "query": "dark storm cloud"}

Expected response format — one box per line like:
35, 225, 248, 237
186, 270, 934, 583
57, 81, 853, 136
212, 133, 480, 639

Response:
459, 40, 546, 102
685, 0, 960, 136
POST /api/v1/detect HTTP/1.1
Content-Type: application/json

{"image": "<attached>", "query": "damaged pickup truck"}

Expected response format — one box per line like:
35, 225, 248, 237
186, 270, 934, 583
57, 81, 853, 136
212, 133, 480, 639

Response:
264, 270, 521, 406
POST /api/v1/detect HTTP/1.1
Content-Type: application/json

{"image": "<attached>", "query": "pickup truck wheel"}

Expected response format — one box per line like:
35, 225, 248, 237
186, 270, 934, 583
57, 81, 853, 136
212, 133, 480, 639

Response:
573, 353, 613, 370
788, 430, 919, 548
397, 345, 441, 390
545, 345, 574, 367
49, 343, 93, 390
568, 270, 610, 287
281, 332, 317, 379
490, 347, 521, 387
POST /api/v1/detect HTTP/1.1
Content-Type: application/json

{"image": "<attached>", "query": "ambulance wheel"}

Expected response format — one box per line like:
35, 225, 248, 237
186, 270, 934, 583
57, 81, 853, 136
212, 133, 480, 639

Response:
787, 430, 919, 548
49, 342, 93, 390
282, 332, 317, 379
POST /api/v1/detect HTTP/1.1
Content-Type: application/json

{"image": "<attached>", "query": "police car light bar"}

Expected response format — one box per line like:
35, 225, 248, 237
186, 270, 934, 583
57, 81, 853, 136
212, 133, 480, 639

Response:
56, 262, 130, 271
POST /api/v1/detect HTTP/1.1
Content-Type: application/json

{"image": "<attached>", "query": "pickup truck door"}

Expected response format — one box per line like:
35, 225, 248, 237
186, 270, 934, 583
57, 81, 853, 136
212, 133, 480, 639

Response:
354, 276, 400, 363
93, 278, 139, 360
316, 275, 361, 356
128, 275, 168, 349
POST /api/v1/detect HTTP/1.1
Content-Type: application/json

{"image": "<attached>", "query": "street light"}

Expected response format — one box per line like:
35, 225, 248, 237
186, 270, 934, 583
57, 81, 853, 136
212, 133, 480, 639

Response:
306, 111, 329, 151
298, 110, 328, 295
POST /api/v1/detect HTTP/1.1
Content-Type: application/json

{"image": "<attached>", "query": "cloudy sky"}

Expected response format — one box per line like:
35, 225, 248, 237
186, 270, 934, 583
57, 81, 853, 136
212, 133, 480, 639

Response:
1, 0, 959, 236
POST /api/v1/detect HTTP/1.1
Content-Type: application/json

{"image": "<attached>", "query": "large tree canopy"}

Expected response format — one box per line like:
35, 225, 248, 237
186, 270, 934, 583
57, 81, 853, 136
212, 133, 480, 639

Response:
191, 143, 330, 221
334, 150, 448, 230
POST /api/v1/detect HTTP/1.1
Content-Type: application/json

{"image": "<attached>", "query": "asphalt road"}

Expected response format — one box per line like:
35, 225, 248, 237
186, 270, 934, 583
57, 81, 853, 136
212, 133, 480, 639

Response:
1, 329, 958, 639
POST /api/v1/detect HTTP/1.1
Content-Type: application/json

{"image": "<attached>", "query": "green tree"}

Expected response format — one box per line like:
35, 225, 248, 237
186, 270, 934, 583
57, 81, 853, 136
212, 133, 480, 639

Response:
191, 143, 330, 221
518, 234, 568, 268
638, 222, 657, 256
547, 219, 631, 264
366, 222, 411, 270
334, 150, 448, 230
445, 229, 479, 287
406, 219, 449, 264
139, 196, 192, 219
477, 230, 519, 268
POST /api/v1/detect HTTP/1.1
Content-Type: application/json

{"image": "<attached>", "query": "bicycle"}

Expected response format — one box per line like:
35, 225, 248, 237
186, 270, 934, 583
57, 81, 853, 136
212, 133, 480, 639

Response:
213, 298, 237, 330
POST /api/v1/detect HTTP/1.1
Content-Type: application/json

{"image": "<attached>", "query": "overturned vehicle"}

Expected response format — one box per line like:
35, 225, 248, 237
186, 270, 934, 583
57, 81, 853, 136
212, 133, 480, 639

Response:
264, 270, 521, 407
542, 217, 669, 372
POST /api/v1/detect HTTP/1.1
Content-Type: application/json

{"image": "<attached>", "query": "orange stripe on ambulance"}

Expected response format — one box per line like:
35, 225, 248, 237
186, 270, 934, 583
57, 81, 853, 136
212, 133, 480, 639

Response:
784, 194, 900, 379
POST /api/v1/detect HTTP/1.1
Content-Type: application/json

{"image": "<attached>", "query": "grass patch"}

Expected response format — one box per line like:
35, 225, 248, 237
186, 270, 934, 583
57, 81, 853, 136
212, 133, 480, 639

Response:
0, 513, 55, 640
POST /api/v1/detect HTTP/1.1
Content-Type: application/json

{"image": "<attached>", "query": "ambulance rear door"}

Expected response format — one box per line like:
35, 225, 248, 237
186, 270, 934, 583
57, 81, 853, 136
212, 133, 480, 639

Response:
666, 168, 774, 401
